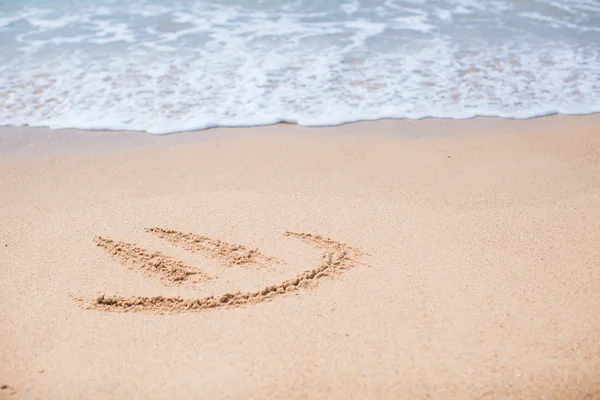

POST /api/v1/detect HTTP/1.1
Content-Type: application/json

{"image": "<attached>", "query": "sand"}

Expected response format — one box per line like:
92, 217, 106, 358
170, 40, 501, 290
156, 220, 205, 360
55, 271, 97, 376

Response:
1, 115, 599, 399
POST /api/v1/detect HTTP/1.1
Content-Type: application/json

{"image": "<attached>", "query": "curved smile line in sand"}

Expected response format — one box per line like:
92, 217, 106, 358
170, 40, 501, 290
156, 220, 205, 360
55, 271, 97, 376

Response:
74, 229, 365, 313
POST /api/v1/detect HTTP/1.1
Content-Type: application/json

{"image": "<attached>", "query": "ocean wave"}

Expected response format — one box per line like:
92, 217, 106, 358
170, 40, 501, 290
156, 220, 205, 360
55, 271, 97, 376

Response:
0, 0, 599, 133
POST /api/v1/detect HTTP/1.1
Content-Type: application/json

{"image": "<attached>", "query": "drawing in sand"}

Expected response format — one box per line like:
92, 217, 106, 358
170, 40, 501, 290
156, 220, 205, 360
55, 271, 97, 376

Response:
75, 229, 366, 314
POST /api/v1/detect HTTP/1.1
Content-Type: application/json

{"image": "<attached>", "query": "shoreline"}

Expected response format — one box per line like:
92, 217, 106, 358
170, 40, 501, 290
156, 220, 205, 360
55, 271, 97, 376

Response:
3, 109, 600, 136
1, 115, 599, 398
2, 114, 600, 160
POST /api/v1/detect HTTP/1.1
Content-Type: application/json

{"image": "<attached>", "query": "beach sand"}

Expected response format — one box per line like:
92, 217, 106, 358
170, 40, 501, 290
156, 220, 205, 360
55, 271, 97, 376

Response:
1, 115, 599, 399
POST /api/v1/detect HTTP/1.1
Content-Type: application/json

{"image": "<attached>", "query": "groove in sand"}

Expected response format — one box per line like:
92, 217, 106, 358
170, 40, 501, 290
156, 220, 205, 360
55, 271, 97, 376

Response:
93, 236, 210, 284
80, 232, 364, 313
146, 227, 278, 267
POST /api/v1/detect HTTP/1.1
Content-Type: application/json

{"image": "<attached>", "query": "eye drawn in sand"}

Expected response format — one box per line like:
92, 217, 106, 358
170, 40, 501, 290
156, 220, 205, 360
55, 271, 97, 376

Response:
145, 227, 278, 267
93, 236, 210, 284
76, 229, 365, 313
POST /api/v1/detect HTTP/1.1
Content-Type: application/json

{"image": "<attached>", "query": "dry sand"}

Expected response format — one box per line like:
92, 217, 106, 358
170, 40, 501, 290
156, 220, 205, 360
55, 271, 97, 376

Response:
1, 115, 599, 399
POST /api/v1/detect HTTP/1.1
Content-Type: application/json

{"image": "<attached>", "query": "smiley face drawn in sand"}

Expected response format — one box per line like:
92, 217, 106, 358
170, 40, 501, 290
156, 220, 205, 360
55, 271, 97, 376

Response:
74, 228, 365, 313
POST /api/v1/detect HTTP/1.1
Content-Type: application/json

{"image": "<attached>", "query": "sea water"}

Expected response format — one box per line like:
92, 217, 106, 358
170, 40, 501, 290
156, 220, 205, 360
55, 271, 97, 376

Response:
0, 0, 599, 133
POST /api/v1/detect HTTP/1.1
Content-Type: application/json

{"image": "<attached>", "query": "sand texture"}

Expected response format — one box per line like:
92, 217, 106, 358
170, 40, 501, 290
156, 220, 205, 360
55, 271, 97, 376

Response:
1, 115, 600, 399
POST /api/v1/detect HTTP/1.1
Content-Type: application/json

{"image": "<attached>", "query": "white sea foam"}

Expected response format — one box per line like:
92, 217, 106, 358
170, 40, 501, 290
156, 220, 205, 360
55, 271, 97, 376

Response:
0, 0, 599, 133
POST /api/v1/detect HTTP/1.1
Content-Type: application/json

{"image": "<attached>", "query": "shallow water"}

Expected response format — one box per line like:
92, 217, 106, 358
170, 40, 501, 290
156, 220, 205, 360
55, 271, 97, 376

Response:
1, 0, 599, 133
